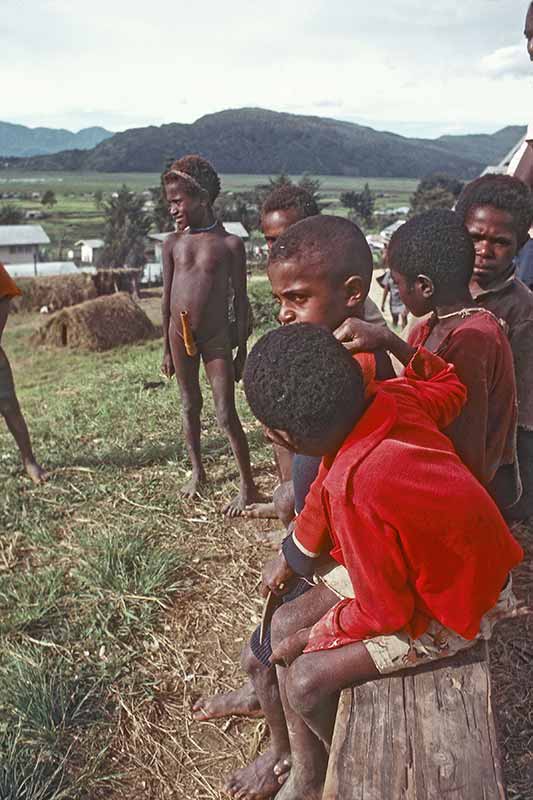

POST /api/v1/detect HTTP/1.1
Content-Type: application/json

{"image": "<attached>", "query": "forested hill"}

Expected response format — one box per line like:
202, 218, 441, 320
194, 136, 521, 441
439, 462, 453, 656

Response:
3, 109, 525, 178
0, 121, 112, 157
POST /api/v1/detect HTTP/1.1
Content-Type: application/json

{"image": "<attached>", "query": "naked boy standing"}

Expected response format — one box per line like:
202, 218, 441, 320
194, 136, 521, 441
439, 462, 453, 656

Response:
161, 155, 260, 516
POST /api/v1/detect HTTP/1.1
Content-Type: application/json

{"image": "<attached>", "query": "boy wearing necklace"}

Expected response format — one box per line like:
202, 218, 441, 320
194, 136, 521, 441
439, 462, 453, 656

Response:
455, 174, 533, 520
335, 209, 519, 509
161, 155, 261, 516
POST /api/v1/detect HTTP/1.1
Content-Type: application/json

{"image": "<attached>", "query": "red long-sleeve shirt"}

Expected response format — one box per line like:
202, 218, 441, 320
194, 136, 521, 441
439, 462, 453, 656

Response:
285, 349, 523, 652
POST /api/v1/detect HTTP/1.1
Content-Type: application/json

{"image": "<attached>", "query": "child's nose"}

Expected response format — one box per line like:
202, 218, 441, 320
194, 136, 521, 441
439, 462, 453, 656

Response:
278, 306, 295, 325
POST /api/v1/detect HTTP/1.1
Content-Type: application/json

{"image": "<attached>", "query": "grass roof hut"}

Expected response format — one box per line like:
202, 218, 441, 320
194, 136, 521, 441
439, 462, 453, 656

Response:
33, 292, 158, 352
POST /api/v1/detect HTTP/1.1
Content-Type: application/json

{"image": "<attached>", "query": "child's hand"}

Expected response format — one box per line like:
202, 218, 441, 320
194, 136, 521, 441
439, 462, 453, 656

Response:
161, 351, 175, 379
262, 554, 294, 597
270, 627, 311, 667
334, 318, 387, 354
233, 347, 246, 382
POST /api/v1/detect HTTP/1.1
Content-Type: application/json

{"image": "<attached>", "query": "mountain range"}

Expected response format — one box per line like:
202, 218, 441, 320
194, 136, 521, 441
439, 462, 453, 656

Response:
1, 109, 525, 178
0, 121, 113, 157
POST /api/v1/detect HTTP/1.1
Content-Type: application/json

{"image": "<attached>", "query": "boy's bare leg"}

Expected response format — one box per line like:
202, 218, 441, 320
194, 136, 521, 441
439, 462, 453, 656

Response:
244, 445, 294, 521
270, 588, 380, 800
193, 679, 262, 721
224, 586, 339, 799
224, 644, 291, 799
1, 399, 46, 484
170, 335, 206, 497
204, 357, 262, 517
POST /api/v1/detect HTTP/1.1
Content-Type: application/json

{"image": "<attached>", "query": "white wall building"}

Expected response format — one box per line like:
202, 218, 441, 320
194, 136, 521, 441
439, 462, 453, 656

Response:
74, 239, 104, 264
0, 225, 50, 265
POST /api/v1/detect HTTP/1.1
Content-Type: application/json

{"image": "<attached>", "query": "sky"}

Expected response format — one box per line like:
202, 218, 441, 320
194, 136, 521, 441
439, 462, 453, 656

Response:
2, 0, 532, 139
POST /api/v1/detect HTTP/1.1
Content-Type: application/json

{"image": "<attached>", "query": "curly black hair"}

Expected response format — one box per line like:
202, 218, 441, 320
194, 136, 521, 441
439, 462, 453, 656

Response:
388, 209, 474, 295
243, 323, 365, 448
269, 215, 373, 291
455, 174, 533, 246
164, 154, 221, 203
261, 184, 320, 220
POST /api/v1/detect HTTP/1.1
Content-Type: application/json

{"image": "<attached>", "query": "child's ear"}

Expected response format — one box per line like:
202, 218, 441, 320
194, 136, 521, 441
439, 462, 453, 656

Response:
344, 276, 365, 308
264, 427, 298, 453
416, 274, 435, 298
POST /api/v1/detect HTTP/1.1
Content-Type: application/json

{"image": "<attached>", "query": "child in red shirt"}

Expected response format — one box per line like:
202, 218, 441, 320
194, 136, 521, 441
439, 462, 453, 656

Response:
335, 208, 519, 511
244, 323, 523, 800
0, 263, 45, 484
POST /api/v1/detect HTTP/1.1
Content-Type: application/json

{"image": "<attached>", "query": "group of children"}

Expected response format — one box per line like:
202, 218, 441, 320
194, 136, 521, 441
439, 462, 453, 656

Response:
2, 151, 533, 800
154, 158, 533, 800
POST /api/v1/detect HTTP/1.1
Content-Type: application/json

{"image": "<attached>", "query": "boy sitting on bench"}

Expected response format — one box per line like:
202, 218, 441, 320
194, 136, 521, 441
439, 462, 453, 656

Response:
243, 323, 523, 800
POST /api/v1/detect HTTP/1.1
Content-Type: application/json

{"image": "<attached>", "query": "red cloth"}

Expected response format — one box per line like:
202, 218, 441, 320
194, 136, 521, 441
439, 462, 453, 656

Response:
408, 311, 517, 487
0, 264, 21, 301
296, 348, 523, 653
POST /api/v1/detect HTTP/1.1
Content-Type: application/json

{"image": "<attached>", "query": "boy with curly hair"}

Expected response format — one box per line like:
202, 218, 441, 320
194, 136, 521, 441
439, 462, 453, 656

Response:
249, 324, 523, 800
455, 174, 533, 519
161, 154, 261, 516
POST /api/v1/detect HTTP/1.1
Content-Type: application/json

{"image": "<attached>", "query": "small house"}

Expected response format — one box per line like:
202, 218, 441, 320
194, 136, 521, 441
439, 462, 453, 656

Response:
0, 224, 50, 265
74, 239, 105, 265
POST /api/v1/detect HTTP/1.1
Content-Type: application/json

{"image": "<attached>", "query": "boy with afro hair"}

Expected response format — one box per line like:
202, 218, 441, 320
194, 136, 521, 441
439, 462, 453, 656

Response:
249, 323, 523, 800
455, 174, 533, 520
161, 154, 261, 516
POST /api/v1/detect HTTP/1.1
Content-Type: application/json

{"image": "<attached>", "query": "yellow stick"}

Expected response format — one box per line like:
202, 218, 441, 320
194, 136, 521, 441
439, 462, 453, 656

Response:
180, 311, 198, 357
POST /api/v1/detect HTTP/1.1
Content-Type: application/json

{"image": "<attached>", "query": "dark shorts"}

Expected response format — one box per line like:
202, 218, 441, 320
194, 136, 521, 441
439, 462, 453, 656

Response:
505, 427, 533, 521
250, 578, 314, 666
0, 347, 16, 405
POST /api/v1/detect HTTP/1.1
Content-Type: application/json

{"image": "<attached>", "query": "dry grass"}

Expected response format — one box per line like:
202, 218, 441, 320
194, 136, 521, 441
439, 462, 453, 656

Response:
2, 291, 532, 799
32, 293, 158, 352
11, 274, 97, 314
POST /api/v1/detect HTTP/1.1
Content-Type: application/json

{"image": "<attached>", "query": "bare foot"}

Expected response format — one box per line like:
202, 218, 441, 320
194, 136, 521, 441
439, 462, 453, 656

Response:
23, 460, 47, 485
181, 471, 206, 499
224, 486, 266, 518
193, 682, 263, 722
275, 772, 323, 800
242, 502, 277, 519
224, 749, 290, 799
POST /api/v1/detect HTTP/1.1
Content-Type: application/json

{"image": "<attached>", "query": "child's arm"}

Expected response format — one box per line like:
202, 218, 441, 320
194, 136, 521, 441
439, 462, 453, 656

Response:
381, 282, 390, 312
161, 237, 175, 377
228, 237, 248, 381
304, 515, 415, 653
0, 297, 10, 342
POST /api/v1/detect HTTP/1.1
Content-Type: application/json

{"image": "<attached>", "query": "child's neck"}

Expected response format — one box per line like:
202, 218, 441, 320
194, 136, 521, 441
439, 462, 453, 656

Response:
189, 208, 216, 232
434, 290, 475, 321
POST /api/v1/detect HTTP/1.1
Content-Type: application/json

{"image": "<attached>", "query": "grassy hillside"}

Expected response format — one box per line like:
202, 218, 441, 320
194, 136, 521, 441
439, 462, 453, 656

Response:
4, 108, 507, 178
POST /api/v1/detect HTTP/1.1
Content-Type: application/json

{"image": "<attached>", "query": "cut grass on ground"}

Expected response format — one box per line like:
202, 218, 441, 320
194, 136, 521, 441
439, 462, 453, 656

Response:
1, 290, 531, 799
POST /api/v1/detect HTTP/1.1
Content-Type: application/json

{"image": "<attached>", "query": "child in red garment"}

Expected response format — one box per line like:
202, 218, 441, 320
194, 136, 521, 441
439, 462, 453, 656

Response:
0, 263, 46, 483
335, 209, 519, 511
244, 323, 523, 800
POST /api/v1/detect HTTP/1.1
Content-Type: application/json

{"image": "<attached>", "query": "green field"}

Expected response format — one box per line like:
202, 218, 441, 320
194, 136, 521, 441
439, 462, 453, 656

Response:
0, 170, 417, 259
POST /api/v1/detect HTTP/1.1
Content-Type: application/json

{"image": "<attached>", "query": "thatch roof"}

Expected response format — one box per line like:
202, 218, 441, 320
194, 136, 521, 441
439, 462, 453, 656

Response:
32, 292, 158, 351
11, 273, 97, 313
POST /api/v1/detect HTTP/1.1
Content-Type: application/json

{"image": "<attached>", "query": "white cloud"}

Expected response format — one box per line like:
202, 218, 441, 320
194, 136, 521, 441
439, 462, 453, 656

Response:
1, 0, 531, 138
481, 43, 532, 77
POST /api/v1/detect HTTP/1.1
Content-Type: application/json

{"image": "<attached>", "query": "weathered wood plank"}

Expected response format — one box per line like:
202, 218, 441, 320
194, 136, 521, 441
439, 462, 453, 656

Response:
323, 642, 506, 800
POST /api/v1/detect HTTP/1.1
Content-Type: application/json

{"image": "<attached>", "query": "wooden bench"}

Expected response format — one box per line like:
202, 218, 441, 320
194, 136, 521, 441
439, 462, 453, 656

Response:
323, 641, 506, 800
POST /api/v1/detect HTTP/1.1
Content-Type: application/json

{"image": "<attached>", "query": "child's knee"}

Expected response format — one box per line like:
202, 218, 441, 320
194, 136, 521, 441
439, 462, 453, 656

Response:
181, 390, 202, 417
214, 399, 237, 433
286, 658, 319, 715
0, 397, 19, 419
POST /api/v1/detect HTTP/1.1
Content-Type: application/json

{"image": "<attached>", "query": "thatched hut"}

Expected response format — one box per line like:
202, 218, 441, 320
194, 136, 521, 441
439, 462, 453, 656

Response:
11, 273, 98, 313
32, 293, 159, 352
